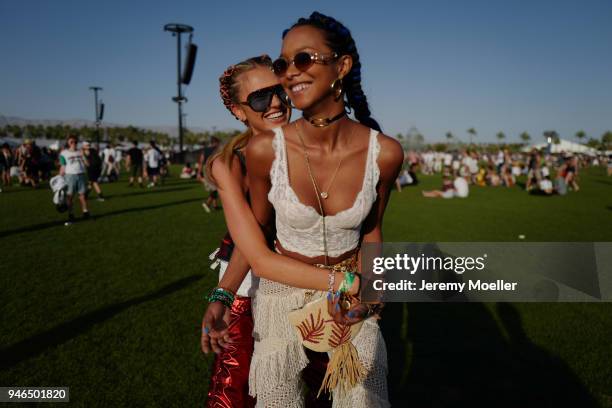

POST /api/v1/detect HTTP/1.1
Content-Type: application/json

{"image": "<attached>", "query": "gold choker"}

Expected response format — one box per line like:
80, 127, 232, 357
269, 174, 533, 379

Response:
303, 111, 346, 128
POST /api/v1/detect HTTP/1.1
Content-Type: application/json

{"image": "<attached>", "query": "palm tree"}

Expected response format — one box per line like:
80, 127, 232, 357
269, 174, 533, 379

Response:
575, 130, 586, 143
496, 131, 506, 144
445, 131, 454, 141
520, 131, 531, 144
467, 127, 477, 145
8, 125, 22, 138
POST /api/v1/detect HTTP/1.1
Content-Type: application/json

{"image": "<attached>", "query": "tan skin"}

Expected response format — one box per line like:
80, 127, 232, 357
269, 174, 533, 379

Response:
202, 26, 402, 352
200, 66, 360, 354
246, 27, 403, 321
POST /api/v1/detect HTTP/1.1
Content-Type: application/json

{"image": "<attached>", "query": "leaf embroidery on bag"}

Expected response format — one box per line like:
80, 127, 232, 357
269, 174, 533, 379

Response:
297, 309, 326, 344
329, 321, 351, 348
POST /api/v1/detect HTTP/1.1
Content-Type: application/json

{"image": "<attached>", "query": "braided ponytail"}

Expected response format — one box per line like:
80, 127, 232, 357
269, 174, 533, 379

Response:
285, 12, 381, 132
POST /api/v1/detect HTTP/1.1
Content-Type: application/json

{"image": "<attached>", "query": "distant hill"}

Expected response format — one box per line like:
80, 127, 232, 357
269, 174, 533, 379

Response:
0, 115, 211, 138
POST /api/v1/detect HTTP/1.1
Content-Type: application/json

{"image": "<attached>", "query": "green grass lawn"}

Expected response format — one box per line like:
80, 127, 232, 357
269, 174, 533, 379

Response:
1, 166, 611, 407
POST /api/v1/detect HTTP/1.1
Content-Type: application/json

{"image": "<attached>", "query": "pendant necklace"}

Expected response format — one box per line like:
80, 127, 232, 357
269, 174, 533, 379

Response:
295, 121, 344, 200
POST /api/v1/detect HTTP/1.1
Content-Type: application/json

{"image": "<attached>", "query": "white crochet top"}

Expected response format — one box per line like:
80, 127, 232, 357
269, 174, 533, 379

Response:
250, 127, 389, 405
267, 126, 381, 258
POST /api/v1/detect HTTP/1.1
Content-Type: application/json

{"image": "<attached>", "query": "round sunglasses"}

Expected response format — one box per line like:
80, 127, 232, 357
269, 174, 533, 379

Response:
272, 51, 338, 77
239, 84, 290, 112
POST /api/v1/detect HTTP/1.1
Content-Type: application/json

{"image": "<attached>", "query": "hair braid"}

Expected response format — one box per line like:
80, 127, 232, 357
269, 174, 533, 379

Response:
285, 12, 381, 132
206, 55, 273, 185
218, 54, 273, 120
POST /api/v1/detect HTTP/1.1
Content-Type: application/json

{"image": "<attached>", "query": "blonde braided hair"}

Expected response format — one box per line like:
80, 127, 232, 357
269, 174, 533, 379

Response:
206, 55, 273, 185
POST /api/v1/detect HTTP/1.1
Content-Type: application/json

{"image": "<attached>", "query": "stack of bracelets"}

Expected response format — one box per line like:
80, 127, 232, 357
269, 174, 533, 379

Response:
337, 271, 356, 293
329, 269, 384, 317
207, 287, 235, 308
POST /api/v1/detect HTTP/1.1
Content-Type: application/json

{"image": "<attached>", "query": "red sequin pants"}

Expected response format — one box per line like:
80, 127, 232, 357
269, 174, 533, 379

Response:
206, 296, 255, 408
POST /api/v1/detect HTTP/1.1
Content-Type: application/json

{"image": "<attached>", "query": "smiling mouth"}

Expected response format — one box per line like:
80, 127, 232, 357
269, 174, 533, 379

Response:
264, 110, 286, 120
290, 82, 311, 94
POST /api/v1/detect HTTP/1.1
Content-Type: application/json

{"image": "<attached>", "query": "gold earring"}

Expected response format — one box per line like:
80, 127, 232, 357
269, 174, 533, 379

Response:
331, 77, 343, 101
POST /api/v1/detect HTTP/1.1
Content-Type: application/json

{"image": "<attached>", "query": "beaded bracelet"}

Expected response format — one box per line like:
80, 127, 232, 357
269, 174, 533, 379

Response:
327, 267, 336, 294
208, 292, 233, 308
338, 271, 356, 293
207, 287, 235, 308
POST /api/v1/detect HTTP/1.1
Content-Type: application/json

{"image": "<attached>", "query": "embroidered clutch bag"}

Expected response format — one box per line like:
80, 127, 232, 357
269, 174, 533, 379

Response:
287, 295, 364, 353
287, 255, 366, 396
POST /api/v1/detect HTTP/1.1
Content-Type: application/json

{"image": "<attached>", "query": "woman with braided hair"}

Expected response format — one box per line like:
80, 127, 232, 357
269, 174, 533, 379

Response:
202, 55, 290, 407
201, 55, 363, 406
242, 11, 402, 407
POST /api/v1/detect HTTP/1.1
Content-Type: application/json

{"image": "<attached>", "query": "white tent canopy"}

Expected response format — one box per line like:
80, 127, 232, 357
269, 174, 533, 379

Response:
521, 139, 600, 155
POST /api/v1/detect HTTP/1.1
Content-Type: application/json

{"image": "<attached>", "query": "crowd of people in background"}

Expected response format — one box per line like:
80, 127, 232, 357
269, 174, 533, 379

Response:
0, 138, 173, 192
0, 140, 56, 190
1, 136, 610, 215
399, 147, 611, 198
196, 136, 221, 213
0, 137, 180, 224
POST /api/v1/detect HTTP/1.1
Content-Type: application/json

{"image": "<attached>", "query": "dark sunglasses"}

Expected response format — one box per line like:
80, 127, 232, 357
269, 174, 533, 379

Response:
272, 51, 339, 76
239, 84, 290, 112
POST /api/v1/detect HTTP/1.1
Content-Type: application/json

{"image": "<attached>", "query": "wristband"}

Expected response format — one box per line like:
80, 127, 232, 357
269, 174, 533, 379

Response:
327, 267, 336, 294
338, 271, 356, 293
207, 287, 235, 308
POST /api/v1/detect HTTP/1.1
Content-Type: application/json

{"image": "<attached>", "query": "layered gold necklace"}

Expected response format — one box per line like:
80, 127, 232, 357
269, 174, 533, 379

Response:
294, 121, 346, 200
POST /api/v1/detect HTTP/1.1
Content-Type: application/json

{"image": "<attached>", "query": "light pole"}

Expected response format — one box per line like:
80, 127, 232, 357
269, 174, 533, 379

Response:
163, 23, 194, 157
89, 86, 103, 149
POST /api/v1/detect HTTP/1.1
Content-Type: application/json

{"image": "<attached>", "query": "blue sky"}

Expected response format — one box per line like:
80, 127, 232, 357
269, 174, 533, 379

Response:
1, 0, 611, 142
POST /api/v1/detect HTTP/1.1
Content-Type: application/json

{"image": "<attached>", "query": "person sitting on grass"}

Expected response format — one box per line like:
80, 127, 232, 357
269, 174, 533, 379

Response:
487, 164, 502, 187
500, 163, 515, 187
180, 163, 196, 179
475, 167, 487, 187
59, 135, 90, 225
395, 163, 419, 191
539, 175, 554, 195
422, 168, 469, 199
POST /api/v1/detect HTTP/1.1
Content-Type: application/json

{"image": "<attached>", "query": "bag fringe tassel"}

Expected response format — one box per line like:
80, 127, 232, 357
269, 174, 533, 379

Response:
317, 341, 365, 399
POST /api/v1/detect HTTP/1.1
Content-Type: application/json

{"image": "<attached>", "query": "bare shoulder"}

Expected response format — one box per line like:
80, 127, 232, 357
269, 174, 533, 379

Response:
245, 129, 275, 161
210, 152, 242, 188
376, 132, 404, 176
245, 128, 279, 177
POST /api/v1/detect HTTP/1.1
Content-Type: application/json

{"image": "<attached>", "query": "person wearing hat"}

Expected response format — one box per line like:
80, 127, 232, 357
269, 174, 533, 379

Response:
59, 135, 90, 225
